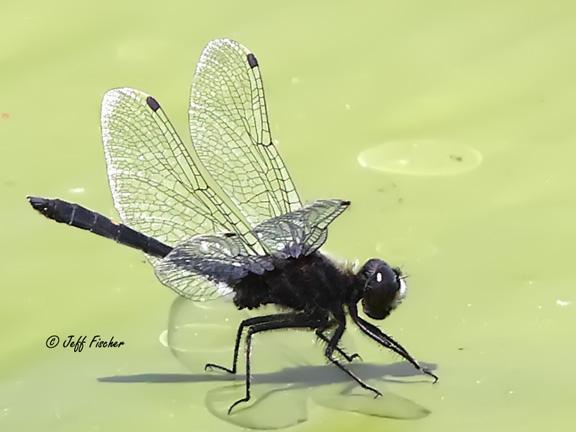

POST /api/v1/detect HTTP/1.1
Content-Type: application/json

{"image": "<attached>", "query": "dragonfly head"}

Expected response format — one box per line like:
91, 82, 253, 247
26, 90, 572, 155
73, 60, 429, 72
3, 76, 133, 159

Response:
356, 259, 407, 320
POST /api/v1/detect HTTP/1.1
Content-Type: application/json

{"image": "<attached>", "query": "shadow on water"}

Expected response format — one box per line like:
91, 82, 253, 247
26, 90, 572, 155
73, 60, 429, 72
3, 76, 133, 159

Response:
98, 361, 434, 385
99, 297, 437, 428
99, 361, 436, 429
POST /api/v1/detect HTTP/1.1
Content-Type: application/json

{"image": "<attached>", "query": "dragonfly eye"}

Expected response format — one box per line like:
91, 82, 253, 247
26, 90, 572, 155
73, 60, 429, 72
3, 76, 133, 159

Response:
357, 259, 404, 320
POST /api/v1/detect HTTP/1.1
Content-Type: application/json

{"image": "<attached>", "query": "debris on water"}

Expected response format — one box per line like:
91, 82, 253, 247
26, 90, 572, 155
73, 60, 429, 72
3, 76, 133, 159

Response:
358, 139, 482, 176
555, 299, 571, 307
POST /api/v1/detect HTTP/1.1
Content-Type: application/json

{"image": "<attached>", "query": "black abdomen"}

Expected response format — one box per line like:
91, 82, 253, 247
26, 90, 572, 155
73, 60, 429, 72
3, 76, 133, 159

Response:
27, 197, 172, 258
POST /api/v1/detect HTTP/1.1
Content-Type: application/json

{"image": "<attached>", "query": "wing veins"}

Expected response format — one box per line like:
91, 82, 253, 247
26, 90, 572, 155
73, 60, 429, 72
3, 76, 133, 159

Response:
113, 115, 200, 197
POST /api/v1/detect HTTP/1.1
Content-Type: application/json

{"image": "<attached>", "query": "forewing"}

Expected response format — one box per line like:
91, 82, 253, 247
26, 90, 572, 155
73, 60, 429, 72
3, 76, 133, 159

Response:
102, 88, 264, 301
101, 87, 255, 247
189, 39, 301, 227
253, 199, 350, 258
155, 234, 275, 301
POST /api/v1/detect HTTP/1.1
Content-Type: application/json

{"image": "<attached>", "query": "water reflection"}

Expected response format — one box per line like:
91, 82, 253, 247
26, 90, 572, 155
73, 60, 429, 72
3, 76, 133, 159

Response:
100, 362, 432, 429
101, 297, 435, 428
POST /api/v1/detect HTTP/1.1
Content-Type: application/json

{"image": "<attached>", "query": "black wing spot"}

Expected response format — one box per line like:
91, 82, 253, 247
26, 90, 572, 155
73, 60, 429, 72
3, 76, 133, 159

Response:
146, 96, 161, 112
246, 53, 258, 69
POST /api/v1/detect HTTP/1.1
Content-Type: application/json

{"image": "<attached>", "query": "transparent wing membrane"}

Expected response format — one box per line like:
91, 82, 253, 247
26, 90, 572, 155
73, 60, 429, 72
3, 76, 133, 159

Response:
100, 40, 346, 301
102, 88, 259, 300
155, 234, 275, 301
253, 200, 351, 258
101, 88, 253, 247
190, 39, 301, 227
156, 200, 349, 299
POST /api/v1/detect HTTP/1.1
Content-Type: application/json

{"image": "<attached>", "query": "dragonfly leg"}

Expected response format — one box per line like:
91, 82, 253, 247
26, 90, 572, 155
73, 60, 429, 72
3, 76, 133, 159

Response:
205, 313, 296, 374
323, 319, 382, 398
348, 302, 438, 382
227, 313, 326, 415
315, 327, 361, 362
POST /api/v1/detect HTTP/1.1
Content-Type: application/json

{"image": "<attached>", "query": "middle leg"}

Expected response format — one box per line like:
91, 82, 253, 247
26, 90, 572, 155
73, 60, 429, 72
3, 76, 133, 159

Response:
315, 325, 361, 362
323, 319, 382, 398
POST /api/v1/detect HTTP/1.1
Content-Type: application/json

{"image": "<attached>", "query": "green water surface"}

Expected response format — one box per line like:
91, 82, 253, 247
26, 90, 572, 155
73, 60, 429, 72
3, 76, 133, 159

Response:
2, 0, 575, 430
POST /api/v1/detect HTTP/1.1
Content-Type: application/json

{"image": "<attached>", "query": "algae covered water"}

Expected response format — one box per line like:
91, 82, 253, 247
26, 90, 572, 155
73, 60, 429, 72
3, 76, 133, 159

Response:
2, 1, 575, 431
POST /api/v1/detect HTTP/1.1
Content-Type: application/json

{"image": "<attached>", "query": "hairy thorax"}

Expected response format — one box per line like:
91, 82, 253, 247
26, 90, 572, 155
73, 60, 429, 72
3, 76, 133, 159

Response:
231, 252, 355, 313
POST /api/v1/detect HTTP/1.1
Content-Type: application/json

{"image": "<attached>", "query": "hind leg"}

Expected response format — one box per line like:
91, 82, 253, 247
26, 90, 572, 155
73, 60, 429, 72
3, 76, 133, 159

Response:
205, 313, 297, 374
227, 313, 326, 414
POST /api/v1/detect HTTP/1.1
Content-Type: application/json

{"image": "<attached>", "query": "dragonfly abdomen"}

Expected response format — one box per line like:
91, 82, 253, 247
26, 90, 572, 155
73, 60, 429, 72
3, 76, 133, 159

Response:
27, 197, 172, 258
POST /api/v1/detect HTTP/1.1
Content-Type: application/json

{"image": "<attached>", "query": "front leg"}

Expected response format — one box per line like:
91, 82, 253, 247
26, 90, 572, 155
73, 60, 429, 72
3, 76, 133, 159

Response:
348, 303, 438, 382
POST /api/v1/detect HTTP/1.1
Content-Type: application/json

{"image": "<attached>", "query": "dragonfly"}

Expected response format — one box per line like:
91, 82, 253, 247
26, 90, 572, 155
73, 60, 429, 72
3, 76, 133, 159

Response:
28, 38, 437, 414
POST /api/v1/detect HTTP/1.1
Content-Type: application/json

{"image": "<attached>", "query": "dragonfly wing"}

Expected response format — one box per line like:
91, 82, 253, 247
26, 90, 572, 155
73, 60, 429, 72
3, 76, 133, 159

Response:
155, 233, 275, 300
252, 199, 351, 258
101, 88, 264, 300
101, 87, 256, 247
189, 39, 302, 227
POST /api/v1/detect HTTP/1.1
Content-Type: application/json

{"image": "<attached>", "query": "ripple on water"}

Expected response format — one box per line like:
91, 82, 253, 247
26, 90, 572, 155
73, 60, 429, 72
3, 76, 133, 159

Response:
358, 139, 482, 176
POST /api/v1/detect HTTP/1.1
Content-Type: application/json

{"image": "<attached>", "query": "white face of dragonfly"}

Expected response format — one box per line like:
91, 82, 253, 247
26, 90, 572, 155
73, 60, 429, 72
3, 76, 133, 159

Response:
392, 276, 408, 309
